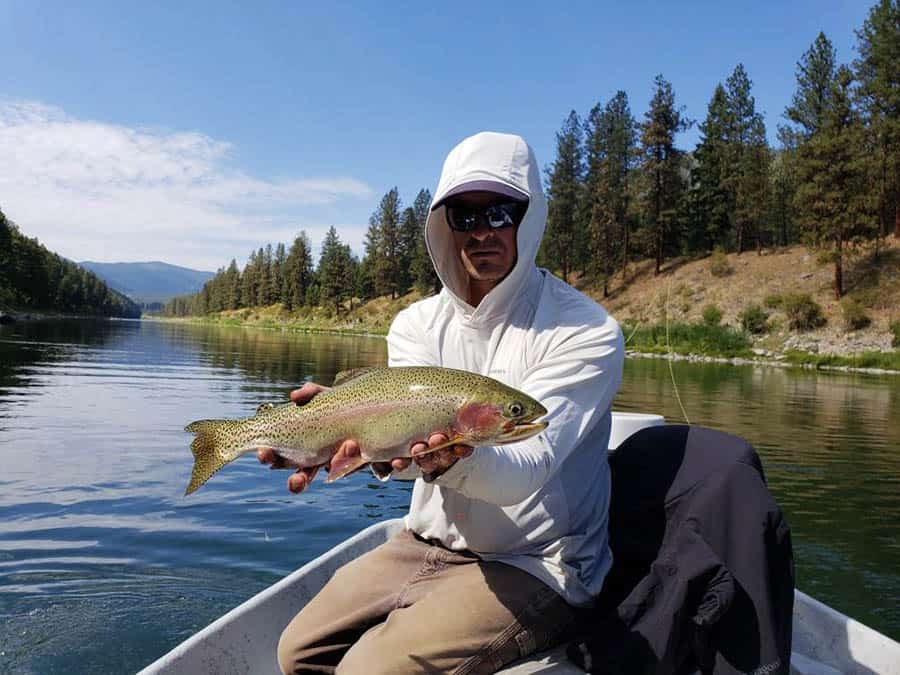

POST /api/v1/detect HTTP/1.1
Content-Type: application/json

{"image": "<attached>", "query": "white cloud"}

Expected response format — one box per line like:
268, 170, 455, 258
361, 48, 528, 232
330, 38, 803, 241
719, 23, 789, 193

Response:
0, 100, 373, 269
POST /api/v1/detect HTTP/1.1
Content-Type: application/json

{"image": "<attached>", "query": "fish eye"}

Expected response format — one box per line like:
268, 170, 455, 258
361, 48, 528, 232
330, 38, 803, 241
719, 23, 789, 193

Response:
508, 402, 524, 417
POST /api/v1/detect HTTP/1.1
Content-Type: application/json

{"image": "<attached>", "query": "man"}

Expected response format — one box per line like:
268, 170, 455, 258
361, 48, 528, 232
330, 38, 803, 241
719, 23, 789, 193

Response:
262, 132, 624, 674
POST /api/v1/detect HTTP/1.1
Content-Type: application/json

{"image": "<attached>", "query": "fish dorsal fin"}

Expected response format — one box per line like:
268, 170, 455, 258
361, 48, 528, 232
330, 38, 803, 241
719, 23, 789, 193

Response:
255, 402, 277, 416
333, 367, 378, 387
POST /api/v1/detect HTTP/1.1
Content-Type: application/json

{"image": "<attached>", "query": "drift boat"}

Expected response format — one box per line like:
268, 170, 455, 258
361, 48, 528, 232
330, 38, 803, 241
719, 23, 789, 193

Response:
139, 414, 900, 675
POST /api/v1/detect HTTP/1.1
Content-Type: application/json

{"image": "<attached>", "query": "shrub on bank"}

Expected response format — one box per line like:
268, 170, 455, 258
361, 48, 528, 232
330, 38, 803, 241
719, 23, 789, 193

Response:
702, 304, 723, 326
709, 249, 733, 277
764, 293, 784, 309
840, 298, 871, 331
782, 293, 826, 331
890, 320, 900, 348
739, 304, 769, 334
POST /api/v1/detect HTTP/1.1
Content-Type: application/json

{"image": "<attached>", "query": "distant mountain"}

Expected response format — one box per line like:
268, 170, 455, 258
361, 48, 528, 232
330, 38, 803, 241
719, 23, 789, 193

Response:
78, 261, 215, 306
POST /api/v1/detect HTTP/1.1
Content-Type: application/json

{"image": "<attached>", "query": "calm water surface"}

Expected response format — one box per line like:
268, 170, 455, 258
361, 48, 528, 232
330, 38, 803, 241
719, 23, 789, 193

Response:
0, 319, 897, 673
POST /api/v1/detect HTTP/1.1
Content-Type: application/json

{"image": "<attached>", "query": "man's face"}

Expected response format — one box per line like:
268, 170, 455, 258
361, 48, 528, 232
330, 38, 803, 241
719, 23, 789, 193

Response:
446, 191, 521, 287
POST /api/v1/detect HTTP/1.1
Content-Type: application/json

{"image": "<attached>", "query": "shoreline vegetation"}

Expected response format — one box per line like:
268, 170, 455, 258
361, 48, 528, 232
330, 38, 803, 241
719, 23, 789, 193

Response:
145, 240, 900, 376
148, 312, 900, 376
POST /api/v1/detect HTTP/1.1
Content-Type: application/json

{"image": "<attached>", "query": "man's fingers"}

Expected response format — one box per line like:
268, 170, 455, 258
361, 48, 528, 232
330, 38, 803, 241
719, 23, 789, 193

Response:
453, 445, 474, 458
337, 439, 361, 457
258, 447, 290, 469
288, 466, 320, 493
289, 382, 329, 405
411, 433, 474, 478
413, 448, 454, 474
257, 447, 277, 464
322, 439, 363, 476
258, 447, 299, 470
391, 458, 412, 471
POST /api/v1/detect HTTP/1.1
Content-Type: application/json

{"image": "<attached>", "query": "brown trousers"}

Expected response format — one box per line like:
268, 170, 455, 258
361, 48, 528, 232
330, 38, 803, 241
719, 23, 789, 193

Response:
277, 530, 579, 675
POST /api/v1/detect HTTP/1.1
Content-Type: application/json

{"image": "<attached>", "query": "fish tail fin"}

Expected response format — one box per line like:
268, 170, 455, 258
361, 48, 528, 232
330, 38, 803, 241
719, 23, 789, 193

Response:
184, 419, 243, 496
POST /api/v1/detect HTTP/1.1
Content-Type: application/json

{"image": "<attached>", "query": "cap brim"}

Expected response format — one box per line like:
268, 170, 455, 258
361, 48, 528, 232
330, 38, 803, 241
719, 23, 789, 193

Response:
432, 180, 529, 211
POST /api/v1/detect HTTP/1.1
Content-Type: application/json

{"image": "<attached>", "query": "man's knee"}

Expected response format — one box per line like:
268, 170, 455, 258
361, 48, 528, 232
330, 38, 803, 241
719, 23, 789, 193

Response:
334, 634, 402, 675
277, 614, 331, 675
276, 624, 304, 675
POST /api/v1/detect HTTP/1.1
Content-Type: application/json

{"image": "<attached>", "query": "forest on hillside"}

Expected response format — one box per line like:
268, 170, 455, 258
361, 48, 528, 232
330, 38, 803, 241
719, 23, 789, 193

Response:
160, 0, 898, 318
0, 208, 141, 319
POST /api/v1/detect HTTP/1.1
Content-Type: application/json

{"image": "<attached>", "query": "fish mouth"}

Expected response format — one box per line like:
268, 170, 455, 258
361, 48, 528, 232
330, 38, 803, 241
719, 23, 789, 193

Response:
496, 415, 548, 444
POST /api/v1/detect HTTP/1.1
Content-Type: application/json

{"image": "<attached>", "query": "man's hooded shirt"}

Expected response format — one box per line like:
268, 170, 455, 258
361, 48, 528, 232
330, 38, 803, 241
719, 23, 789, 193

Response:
387, 132, 624, 605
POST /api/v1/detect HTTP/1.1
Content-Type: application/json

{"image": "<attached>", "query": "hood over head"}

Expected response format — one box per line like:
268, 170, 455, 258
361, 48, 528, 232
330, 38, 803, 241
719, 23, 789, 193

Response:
425, 132, 547, 322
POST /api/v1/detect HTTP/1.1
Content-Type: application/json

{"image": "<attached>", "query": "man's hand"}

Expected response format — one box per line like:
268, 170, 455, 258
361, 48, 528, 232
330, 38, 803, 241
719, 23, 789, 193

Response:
387, 433, 473, 482
257, 382, 337, 494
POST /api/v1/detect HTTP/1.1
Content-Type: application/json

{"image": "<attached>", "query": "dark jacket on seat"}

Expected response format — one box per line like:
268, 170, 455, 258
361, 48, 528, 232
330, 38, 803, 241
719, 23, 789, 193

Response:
568, 425, 794, 674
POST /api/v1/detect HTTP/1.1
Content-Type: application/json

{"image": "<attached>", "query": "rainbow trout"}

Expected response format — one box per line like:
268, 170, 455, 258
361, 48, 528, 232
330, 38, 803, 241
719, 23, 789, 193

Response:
184, 366, 548, 495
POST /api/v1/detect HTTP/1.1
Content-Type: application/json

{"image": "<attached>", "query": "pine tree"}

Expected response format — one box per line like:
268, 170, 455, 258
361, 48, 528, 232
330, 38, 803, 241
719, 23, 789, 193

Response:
240, 249, 257, 309
260, 244, 276, 306
768, 149, 796, 247
251, 247, 265, 306
398, 207, 419, 294
544, 110, 583, 282
355, 255, 376, 302
412, 188, 431, 228
693, 84, 733, 251
786, 32, 837, 138
0, 208, 15, 305
363, 215, 382, 297
411, 188, 440, 294
318, 226, 354, 311
363, 188, 403, 298
638, 75, 691, 274
225, 259, 241, 309
274, 242, 287, 305
379, 187, 402, 298
284, 231, 313, 310
724, 65, 771, 253
793, 65, 875, 298
342, 245, 359, 311
854, 0, 900, 238
584, 92, 636, 294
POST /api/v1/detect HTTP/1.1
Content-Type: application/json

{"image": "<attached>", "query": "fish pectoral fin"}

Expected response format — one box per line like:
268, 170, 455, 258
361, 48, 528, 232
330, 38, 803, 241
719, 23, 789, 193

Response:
325, 453, 370, 483
412, 435, 468, 456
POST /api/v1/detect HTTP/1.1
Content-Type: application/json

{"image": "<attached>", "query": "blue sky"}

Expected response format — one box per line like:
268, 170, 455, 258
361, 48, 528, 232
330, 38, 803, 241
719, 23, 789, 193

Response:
1, 1, 871, 270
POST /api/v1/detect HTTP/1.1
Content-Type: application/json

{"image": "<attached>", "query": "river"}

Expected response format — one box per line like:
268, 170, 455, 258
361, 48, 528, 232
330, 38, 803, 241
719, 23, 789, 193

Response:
0, 318, 897, 673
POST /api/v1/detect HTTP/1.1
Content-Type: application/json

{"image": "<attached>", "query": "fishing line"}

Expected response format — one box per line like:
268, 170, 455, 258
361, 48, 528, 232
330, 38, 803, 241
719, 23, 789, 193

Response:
665, 278, 691, 425
623, 320, 641, 346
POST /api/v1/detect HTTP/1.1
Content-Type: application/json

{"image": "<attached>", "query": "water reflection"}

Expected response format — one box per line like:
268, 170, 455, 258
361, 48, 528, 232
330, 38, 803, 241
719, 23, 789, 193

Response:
0, 320, 898, 675
158, 321, 388, 386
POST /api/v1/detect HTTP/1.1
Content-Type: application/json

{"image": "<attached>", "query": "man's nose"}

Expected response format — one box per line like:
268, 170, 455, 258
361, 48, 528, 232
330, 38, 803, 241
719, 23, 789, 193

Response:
469, 218, 494, 238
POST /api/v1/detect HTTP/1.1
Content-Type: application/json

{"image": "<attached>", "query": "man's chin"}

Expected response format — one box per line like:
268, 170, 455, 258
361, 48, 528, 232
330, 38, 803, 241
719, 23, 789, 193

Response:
466, 265, 507, 281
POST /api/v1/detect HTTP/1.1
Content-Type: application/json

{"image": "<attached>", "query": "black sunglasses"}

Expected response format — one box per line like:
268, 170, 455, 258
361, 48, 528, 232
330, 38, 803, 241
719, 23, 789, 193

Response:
445, 201, 527, 232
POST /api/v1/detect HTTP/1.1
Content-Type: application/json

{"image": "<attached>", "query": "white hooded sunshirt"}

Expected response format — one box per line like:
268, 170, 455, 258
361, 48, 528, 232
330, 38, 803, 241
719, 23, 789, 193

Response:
387, 132, 625, 606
